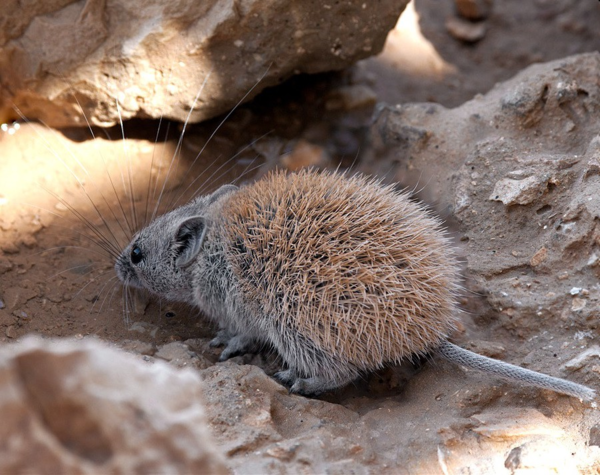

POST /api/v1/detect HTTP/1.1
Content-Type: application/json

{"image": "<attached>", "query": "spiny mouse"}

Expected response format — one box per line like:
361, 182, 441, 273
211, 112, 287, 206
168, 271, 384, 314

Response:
115, 169, 595, 400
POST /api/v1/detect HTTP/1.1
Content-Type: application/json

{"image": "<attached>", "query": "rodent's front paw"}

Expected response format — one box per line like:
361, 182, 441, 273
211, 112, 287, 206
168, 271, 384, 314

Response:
209, 329, 231, 348
217, 334, 258, 361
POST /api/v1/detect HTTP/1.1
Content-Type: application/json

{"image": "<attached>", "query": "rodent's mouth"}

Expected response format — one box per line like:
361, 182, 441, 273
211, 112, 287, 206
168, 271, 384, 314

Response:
114, 258, 144, 289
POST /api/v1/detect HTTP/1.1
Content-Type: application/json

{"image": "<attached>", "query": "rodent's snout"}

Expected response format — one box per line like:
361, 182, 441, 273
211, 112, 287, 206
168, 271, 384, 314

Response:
114, 251, 143, 289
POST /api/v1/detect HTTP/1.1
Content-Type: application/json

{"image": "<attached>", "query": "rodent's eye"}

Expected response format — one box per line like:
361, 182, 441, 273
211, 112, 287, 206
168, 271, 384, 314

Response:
130, 245, 144, 265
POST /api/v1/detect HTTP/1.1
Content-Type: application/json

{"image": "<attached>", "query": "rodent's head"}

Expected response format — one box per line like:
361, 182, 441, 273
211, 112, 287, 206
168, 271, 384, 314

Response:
115, 184, 237, 303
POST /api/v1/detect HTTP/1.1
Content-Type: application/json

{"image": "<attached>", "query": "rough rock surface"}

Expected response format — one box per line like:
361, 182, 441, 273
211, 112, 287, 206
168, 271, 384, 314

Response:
0, 336, 228, 475
0, 0, 408, 127
367, 52, 600, 361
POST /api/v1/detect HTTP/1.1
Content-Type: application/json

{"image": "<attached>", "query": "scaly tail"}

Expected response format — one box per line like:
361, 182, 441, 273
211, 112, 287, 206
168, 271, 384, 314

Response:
437, 341, 596, 401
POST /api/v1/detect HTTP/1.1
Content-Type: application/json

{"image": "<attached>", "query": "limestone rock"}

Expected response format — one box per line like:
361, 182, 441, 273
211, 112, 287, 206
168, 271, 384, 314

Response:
0, 0, 408, 127
368, 52, 600, 343
0, 336, 228, 475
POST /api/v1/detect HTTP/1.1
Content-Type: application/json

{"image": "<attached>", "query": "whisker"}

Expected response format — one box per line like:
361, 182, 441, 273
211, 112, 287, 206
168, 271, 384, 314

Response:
115, 99, 139, 233
70, 92, 134, 244
180, 130, 273, 203
50, 263, 97, 279
90, 275, 119, 312
167, 68, 272, 210
42, 187, 121, 259
153, 70, 213, 222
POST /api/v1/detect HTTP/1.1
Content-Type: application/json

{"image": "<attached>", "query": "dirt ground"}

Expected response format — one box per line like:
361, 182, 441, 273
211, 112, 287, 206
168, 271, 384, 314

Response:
1, 0, 599, 473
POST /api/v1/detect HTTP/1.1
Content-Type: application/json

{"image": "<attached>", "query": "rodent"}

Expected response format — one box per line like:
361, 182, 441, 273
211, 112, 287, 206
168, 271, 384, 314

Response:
115, 169, 595, 400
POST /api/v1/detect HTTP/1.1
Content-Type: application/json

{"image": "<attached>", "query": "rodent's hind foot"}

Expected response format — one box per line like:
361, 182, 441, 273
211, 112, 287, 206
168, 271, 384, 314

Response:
217, 334, 259, 361
273, 369, 296, 386
274, 371, 355, 396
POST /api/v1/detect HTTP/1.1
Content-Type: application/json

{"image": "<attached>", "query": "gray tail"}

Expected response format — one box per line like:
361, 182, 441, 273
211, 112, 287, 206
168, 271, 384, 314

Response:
437, 341, 596, 401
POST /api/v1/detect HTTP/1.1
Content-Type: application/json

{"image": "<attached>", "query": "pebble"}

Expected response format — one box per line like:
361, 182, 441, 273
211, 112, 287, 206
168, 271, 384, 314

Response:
1, 241, 20, 254
281, 140, 330, 171
529, 247, 547, 267
562, 346, 600, 371
445, 16, 487, 43
454, 0, 492, 21
13, 310, 32, 322
0, 299, 4, 310
589, 424, 600, 447
489, 176, 545, 206
133, 289, 150, 315
5, 325, 16, 338
0, 256, 13, 274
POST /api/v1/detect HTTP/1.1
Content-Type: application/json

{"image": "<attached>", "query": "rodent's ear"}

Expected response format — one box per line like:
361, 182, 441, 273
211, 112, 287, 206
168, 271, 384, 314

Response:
173, 216, 207, 268
208, 184, 238, 204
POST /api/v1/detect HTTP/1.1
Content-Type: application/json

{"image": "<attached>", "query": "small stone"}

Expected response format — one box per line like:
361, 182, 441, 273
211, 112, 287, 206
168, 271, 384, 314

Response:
589, 424, 600, 447
455, 0, 492, 21
3, 286, 37, 311
571, 298, 586, 312
0, 241, 20, 254
471, 408, 564, 440
562, 346, 600, 372
5, 325, 16, 338
155, 342, 212, 370
119, 340, 156, 356
530, 247, 547, 267
129, 322, 159, 338
570, 287, 582, 296
0, 300, 4, 310
132, 289, 150, 315
13, 310, 32, 322
281, 140, 330, 171
445, 16, 487, 43
0, 256, 13, 274
489, 175, 546, 206
20, 234, 37, 249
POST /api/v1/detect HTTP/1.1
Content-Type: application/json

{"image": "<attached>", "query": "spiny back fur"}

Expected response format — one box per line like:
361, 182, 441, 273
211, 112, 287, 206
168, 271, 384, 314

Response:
220, 169, 461, 371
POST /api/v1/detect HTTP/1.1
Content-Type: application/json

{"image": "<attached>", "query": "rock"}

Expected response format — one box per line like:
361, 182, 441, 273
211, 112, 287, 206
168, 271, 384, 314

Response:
368, 52, 600, 333
445, 16, 487, 43
471, 408, 565, 440
562, 346, 600, 372
128, 321, 159, 338
454, 0, 492, 21
280, 140, 330, 171
0, 241, 20, 254
132, 289, 150, 316
118, 339, 156, 356
590, 424, 600, 447
530, 247, 548, 267
0, 336, 228, 474
155, 341, 213, 369
5, 325, 16, 339
489, 175, 547, 206
0, 0, 409, 127
3, 286, 38, 311
0, 256, 13, 274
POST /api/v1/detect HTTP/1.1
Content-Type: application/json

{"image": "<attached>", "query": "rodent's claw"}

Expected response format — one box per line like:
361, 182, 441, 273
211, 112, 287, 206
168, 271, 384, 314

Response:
217, 334, 258, 361
273, 369, 296, 386
209, 330, 232, 348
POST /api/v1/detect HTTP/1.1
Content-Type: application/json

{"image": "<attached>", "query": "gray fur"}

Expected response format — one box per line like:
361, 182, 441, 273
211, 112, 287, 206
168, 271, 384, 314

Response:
115, 182, 596, 400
